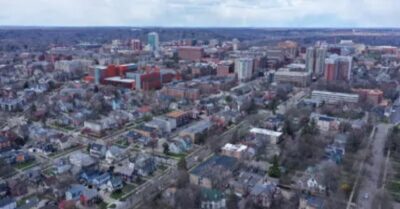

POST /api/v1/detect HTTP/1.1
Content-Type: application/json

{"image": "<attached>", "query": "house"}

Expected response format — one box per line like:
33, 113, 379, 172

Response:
190, 155, 238, 189
79, 170, 111, 188
69, 152, 95, 168
212, 110, 242, 127
54, 158, 72, 174
113, 159, 135, 182
0, 197, 16, 209
106, 177, 123, 192
229, 171, 264, 196
249, 182, 281, 208
105, 146, 125, 164
0, 136, 12, 151
65, 184, 86, 201
126, 131, 153, 146
179, 120, 214, 143
89, 143, 107, 158
249, 128, 283, 144
168, 137, 193, 154
130, 153, 156, 177
299, 195, 325, 209
79, 188, 99, 206
201, 189, 226, 209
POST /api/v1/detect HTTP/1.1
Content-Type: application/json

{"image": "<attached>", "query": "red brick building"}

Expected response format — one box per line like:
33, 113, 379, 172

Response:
178, 47, 204, 61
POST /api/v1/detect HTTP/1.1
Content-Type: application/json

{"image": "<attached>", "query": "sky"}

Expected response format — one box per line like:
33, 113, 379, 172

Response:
0, 0, 399, 27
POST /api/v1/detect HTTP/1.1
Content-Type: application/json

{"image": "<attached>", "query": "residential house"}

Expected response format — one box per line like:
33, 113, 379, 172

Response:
89, 143, 107, 158
168, 137, 193, 154
7, 179, 27, 197
130, 153, 156, 177
249, 182, 281, 209
201, 189, 226, 209
79, 170, 111, 188
54, 158, 72, 174
229, 171, 264, 196
113, 159, 135, 182
166, 110, 192, 127
299, 195, 325, 209
69, 152, 96, 168
106, 177, 123, 192
105, 146, 125, 164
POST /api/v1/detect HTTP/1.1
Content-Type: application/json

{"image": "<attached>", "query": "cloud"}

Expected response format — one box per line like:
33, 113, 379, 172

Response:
0, 0, 398, 27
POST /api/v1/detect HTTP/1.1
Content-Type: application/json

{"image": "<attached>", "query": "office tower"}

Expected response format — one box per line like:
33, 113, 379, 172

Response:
235, 58, 253, 82
147, 32, 159, 51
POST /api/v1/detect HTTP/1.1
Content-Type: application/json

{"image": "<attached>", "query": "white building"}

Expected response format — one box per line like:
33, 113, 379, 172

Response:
311, 90, 359, 104
235, 58, 253, 82
250, 128, 283, 144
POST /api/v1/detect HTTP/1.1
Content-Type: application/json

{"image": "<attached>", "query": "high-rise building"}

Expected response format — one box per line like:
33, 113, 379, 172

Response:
324, 55, 352, 82
147, 32, 159, 51
315, 47, 327, 76
235, 58, 253, 82
131, 39, 142, 51
305, 47, 315, 74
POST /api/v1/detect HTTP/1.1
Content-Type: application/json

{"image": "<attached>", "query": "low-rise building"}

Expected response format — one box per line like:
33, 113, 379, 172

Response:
311, 90, 359, 104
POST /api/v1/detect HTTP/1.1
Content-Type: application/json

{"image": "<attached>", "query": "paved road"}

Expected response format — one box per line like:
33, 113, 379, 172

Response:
355, 123, 393, 209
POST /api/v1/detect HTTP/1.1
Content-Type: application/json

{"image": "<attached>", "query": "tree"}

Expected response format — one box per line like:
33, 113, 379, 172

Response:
226, 192, 239, 209
268, 155, 281, 178
163, 142, 169, 154
301, 119, 319, 136
177, 157, 187, 171
268, 98, 279, 115
282, 119, 294, 137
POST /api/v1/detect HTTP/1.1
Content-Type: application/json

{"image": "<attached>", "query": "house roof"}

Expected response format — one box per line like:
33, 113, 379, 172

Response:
191, 155, 237, 176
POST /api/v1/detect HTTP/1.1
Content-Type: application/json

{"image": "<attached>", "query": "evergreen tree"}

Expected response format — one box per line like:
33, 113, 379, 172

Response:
268, 155, 281, 178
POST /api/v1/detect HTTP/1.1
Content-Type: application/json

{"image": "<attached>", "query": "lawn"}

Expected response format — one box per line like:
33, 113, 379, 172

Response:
49, 145, 83, 158
166, 152, 187, 159
14, 160, 37, 170
114, 140, 129, 148
110, 184, 136, 200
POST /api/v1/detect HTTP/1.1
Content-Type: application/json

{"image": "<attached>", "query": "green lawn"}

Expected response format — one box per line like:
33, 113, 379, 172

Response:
110, 184, 136, 200
14, 160, 37, 170
114, 140, 129, 148
49, 145, 83, 158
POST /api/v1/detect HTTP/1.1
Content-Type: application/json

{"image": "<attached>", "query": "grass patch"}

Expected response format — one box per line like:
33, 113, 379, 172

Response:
14, 160, 37, 170
166, 152, 187, 159
110, 184, 136, 200
114, 140, 129, 148
49, 145, 83, 158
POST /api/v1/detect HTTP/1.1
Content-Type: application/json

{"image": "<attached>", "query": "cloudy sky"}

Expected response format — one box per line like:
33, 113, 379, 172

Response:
0, 0, 398, 27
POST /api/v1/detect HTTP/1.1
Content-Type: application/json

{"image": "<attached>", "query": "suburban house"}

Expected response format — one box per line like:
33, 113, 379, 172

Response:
249, 182, 281, 209
200, 189, 226, 209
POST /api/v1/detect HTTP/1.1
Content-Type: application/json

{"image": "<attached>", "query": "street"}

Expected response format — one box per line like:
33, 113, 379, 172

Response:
355, 123, 393, 209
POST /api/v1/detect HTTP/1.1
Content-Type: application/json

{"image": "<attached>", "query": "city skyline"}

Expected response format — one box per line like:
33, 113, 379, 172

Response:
1, 0, 400, 27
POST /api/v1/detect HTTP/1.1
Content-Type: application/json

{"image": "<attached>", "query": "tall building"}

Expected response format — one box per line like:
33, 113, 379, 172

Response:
235, 58, 253, 82
324, 55, 352, 82
147, 32, 159, 51
305, 47, 315, 74
314, 47, 327, 76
